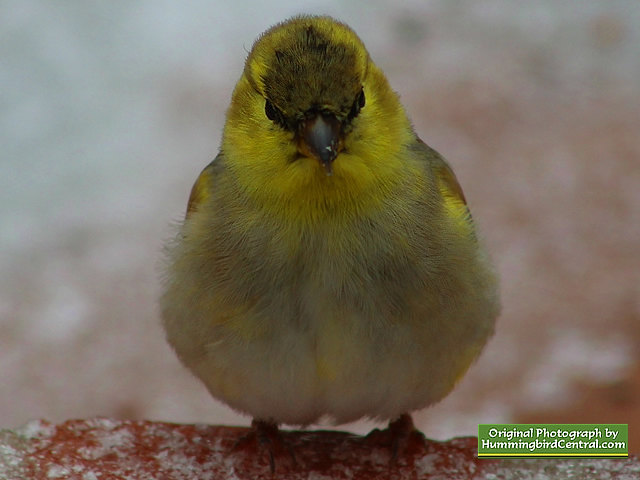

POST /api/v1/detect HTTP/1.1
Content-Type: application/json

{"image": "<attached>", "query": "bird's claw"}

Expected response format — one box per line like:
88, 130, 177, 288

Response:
234, 419, 297, 473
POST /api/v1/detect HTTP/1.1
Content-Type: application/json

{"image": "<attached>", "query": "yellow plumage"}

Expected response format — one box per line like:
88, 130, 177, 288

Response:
161, 15, 499, 430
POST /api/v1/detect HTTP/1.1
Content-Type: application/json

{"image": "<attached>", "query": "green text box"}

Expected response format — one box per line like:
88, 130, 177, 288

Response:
478, 424, 628, 457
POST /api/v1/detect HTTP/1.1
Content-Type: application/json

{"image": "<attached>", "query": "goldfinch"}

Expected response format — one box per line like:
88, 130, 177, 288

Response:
161, 14, 499, 462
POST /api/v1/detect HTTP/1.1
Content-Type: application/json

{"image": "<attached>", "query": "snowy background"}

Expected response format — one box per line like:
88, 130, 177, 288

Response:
2, 0, 639, 452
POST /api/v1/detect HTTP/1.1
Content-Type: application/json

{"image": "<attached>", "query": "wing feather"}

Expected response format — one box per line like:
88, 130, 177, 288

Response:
414, 138, 475, 238
186, 155, 222, 218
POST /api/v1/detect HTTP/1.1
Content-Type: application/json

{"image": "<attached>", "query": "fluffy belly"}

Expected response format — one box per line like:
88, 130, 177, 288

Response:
183, 300, 486, 426
162, 208, 498, 425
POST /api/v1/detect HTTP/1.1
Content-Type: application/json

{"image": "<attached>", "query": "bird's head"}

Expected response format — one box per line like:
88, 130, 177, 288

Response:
222, 16, 414, 209
244, 16, 369, 175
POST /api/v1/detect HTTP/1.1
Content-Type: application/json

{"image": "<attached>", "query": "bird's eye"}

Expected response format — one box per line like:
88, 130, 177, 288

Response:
265, 99, 287, 128
265, 99, 277, 121
348, 88, 365, 121
358, 89, 365, 109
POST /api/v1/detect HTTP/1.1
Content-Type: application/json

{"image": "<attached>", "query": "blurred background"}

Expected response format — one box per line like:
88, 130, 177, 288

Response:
2, 0, 639, 453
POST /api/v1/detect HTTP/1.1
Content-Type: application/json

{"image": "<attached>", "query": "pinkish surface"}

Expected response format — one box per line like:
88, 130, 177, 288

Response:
2, 419, 638, 479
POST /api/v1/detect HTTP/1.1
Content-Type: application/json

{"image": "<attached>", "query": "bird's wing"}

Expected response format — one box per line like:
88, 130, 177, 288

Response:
414, 138, 476, 237
186, 154, 223, 219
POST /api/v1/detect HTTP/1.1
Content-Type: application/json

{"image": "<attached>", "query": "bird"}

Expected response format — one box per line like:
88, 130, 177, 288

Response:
160, 14, 499, 467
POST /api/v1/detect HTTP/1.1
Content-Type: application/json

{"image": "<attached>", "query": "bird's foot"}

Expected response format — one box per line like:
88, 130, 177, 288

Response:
234, 419, 297, 473
364, 413, 426, 465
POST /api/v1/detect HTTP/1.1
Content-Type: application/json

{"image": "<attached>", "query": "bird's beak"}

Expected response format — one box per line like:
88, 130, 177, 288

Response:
297, 114, 342, 176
